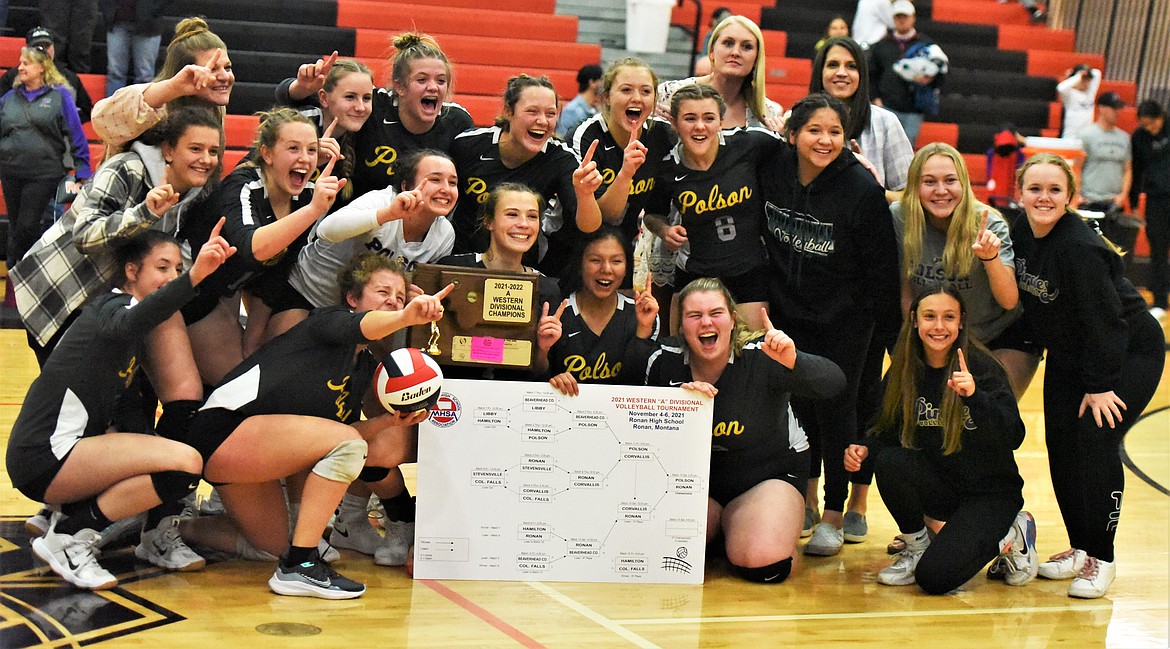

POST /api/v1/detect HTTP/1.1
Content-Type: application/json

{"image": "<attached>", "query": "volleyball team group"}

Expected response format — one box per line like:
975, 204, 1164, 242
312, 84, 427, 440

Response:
4, 13, 1164, 602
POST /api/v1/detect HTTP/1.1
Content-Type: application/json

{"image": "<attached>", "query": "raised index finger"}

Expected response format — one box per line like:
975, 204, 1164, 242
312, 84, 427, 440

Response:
978, 210, 989, 237
760, 307, 775, 332
434, 282, 455, 301
205, 48, 223, 71
321, 51, 338, 75
209, 215, 227, 240
581, 140, 598, 166
323, 117, 339, 139
320, 152, 337, 177
957, 347, 969, 374
554, 298, 568, 320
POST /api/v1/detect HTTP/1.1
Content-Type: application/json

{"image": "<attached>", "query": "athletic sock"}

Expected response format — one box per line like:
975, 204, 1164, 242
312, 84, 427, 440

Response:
59, 497, 113, 535
284, 544, 316, 567
336, 493, 369, 521
383, 490, 415, 523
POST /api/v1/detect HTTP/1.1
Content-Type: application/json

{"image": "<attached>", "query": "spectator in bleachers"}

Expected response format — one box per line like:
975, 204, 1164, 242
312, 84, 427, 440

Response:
814, 16, 850, 53
1000, 0, 1047, 24
1056, 64, 1101, 139
278, 33, 474, 199
1078, 92, 1131, 213
851, 0, 894, 49
101, 0, 167, 97
693, 7, 733, 76
0, 27, 93, 122
810, 35, 913, 203
868, 0, 948, 147
92, 18, 234, 157
0, 46, 91, 272
38, 0, 99, 73
1130, 99, 1169, 320
556, 64, 603, 140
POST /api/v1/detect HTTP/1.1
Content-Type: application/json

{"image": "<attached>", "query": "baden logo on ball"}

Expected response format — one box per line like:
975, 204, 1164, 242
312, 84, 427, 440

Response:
375, 348, 444, 413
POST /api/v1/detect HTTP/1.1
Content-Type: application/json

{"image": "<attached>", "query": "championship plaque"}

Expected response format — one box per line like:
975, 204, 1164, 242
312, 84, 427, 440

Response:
408, 264, 540, 369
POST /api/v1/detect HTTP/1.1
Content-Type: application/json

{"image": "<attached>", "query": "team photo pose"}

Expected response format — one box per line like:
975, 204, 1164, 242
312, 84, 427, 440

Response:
569, 58, 674, 286
645, 278, 845, 583
760, 92, 900, 555
448, 74, 603, 276
643, 83, 783, 333
92, 17, 233, 155
440, 183, 565, 378
8, 225, 234, 590
178, 269, 453, 599
280, 33, 472, 197
845, 286, 1039, 594
547, 227, 660, 395
181, 108, 344, 385
1008, 153, 1165, 599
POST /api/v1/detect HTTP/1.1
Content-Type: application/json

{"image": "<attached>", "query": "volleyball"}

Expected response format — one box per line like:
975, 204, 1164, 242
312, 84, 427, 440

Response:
374, 348, 444, 413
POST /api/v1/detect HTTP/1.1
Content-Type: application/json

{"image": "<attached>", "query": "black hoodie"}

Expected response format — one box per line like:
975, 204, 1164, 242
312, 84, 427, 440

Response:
760, 147, 901, 348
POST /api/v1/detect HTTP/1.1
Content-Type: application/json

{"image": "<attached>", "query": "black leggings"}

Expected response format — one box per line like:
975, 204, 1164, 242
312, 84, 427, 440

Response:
789, 322, 872, 512
1043, 313, 1165, 562
875, 446, 1023, 595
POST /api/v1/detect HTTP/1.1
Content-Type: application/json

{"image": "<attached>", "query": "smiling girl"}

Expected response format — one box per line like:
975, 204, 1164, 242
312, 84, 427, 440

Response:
449, 74, 603, 277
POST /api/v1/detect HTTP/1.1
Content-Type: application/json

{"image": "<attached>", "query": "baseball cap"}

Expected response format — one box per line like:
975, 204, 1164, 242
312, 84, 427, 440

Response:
1096, 92, 1124, 109
892, 0, 916, 16
26, 26, 54, 47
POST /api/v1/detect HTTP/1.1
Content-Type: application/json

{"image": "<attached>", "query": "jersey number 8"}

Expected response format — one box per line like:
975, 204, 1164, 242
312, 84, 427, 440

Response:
714, 216, 737, 242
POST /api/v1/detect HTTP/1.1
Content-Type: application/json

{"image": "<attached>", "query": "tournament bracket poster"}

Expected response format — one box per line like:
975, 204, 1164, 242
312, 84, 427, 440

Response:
415, 379, 714, 584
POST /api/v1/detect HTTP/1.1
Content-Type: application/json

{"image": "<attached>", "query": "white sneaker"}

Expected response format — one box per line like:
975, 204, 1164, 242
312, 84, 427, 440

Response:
94, 512, 145, 550
329, 512, 383, 555
25, 507, 51, 536
32, 515, 117, 590
135, 515, 205, 571
1068, 556, 1116, 598
803, 523, 844, 556
998, 511, 1038, 586
1039, 547, 1087, 580
235, 535, 279, 562
878, 543, 929, 586
374, 521, 415, 566
1148, 306, 1166, 322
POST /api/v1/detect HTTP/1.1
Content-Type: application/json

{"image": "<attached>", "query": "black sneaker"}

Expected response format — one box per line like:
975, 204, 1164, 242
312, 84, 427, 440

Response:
268, 554, 365, 599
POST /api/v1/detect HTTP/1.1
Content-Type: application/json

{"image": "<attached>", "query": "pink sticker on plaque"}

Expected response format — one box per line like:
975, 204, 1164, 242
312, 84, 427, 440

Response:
470, 336, 505, 363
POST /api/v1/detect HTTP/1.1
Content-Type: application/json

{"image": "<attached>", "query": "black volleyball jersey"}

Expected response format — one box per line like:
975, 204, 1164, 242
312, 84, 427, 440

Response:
9, 277, 197, 451
547, 292, 660, 385
199, 306, 377, 424
448, 126, 582, 262
351, 89, 473, 196
569, 114, 675, 244
184, 164, 316, 305
645, 337, 846, 466
645, 127, 784, 276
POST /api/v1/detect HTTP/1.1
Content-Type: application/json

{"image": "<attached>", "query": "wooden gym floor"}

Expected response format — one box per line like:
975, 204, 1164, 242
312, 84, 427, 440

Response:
0, 318, 1167, 648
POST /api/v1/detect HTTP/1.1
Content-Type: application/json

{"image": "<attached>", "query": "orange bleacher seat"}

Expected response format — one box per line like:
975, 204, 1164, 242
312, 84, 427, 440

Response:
0, 37, 22, 68
763, 57, 811, 87
454, 94, 504, 127
0, 180, 6, 216
224, 114, 260, 149
761, 30, 788, 59
77, 73, 106, 105
337, 2, 579, 42
344, 0, 556, 12
221, 149, 249, 177
83, 122, 99, 142
1099, 80, 1137, 106
1048, 101, 1062, 131
963, 153, 989, 184
765, 83, 809, 112
88, 142, 104, 169
916, 122, 959, 149
443, 64, 577, 102
672, 2, 763, 30
1027, 50, 1106, 80
1116, 107, 1137, 133
998, 25, 1074, 53
932, 0, 1031, 26
353, 32, 600, 74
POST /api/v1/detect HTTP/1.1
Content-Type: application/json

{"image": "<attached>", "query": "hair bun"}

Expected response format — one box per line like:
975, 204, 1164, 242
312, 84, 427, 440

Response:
173, 16, 210, 39
394, 33, 422, 50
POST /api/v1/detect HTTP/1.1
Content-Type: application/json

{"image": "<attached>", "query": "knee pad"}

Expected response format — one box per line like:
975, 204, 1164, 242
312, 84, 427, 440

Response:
732, 557, 792, 584
151, 470, 200, 503
311, 439, 368, 483
358, 465, 392, 483
155, 400, 202, 441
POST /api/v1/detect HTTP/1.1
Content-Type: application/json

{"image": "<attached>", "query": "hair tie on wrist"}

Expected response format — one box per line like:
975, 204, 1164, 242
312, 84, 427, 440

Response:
978, 254, 997, 261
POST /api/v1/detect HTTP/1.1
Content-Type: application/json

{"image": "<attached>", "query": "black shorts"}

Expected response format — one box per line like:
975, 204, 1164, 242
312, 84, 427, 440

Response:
7, 444, 74, 504
186, 407, 250, 469
986, 316, 1043, 357
182, 288, 229, 325
709, 448, 809, 507
674, 263, 771, 304
252, 276, 314, 315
